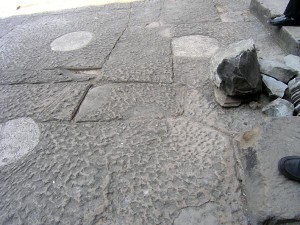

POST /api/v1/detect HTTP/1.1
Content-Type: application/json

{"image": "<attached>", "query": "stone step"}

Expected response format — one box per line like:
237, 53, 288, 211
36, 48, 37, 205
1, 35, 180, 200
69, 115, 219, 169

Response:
250, 0, 300, 56
235, 117, 300, 225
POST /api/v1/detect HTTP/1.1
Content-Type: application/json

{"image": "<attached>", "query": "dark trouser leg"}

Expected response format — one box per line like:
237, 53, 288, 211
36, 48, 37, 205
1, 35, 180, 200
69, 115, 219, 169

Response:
284, 0, 300, 19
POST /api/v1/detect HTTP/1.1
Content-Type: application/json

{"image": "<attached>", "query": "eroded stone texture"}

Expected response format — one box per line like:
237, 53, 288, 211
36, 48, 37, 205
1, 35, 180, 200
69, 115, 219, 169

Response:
0, 69, 96, 85
161, 0, 219, 25
0, 83, 90, 122
235, 118, 300, 224
173, 57, 211, 88
0, 9, 129, 70
99, 26, 173, 84
0, 119, 246, 224
76, 83, 184, 122
183, 82, 266, 134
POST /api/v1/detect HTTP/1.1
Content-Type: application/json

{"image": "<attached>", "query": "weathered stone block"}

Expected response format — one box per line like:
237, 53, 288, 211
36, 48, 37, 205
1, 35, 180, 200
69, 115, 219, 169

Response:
235, 117, 300, 224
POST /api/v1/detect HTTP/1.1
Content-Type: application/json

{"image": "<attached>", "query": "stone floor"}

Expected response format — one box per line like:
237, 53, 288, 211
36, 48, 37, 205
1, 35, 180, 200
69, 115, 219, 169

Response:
0, 0, 286, 224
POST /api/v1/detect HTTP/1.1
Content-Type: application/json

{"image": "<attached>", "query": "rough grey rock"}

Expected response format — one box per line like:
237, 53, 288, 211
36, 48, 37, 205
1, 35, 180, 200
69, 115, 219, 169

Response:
262, 74, 288, 98
259, 58, 298, 84
249, 101, 262, 110
284, 54, 300, 74
214, 88, 242, 107
262, 98, 294, 117
288, 77, 300, 114
211, 39, 262, 96
234, 117, 300, 224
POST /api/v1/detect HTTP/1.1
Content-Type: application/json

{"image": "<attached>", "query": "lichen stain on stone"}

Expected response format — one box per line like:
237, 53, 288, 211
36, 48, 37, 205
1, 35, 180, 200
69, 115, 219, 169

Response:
239, 126, 261, 149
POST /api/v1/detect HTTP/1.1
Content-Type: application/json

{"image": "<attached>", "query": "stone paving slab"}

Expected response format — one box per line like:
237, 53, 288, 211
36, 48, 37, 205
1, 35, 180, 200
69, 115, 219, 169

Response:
172, 22, 284, 58
0, 83, 90, 122
161, 0, 219, 25
0, 69, 96, 85
0, 118, 245, 225
99, 26, 173, 84
0, 16, 30, 38
0, 9, 129, 70
235, 117, 300, 224
75, 83, 184, 122
250, 0, 300, 56
130, 0, 162, 26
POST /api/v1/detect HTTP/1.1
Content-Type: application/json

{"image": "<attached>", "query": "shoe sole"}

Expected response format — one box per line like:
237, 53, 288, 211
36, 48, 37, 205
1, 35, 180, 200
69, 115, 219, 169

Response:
278, 156, 300, 182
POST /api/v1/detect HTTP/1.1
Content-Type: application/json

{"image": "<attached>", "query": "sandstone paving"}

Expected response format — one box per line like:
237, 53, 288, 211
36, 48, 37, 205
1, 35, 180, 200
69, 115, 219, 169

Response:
161, 0, 219, 25
0, 83, 90, 122
0, 0, 297, 224
172, 21, 284, 58
235, 117, 300, 224
0, 9, 129, 70
0, 118, 245, 225
0, 69, 96, 85
98, 25, 173, 84
75, 83, 184, 122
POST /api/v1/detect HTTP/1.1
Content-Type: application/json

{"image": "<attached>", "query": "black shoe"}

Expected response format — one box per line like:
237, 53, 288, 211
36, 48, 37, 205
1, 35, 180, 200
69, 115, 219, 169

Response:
278, 156, 300, 182
269, 15, 296, 26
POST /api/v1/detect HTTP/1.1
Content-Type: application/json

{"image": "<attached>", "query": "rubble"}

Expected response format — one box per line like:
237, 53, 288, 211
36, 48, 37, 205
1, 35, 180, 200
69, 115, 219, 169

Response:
284, 54, 300, 74
211, 39, 262, 96
262, 98, 294, 117
259, 58, 297, 84
262, 74, 287, 98
214, 88, 242, 107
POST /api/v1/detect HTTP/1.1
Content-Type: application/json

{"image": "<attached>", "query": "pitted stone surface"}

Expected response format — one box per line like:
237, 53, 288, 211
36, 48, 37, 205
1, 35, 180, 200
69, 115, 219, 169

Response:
172, 35, 219, 58
99, 26, 173, 84
172, 22, 284, 58
0, 10, 129, 70
0, 118, 40, 166
161, 0, 219, 25
76, 83, 184, 122
50, 31, 94, 51
0, 69, 96, 85
0, 83, 90, 122
0, 119, 245, 224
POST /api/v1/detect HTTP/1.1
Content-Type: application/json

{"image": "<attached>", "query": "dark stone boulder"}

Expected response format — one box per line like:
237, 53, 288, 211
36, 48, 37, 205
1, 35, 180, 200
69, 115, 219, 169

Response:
211, 39, 262, 96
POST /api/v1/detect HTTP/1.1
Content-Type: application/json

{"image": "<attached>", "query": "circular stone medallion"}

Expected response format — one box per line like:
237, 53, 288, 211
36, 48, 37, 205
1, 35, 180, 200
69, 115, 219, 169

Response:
0, 118, 40, 166
51, 31, 93, 51
172, 35, 220, 58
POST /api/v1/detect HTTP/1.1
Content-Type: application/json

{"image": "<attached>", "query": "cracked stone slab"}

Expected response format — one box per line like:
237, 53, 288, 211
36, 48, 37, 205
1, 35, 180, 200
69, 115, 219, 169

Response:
172, 22, 284, 58
0, 83, 90, 122
235, 117, 300, 224
161, 0, 219, 25
99, 26, 173, 84
0, 118, 245, 224
75, 83, 184, 122
0, 69, 97, 85
0, 9, 129, 70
